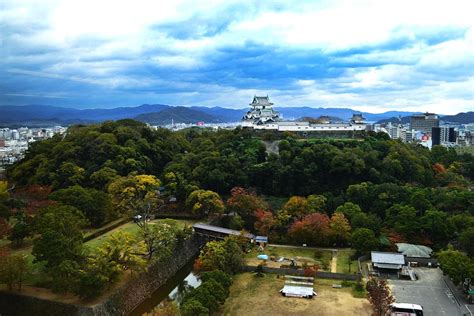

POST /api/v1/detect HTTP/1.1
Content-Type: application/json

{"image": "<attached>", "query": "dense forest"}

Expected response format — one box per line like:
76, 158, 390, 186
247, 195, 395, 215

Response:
1, 119, 474, 296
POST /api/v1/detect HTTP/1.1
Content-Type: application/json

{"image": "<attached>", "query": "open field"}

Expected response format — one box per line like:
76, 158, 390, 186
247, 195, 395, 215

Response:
219, 273, 370, 316
84, 218, 197, 249
244, 246, 332, 270
336, 249, 358, 274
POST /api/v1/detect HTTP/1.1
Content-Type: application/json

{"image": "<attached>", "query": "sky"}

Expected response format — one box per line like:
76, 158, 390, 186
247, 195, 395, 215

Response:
1, 0, 473, 114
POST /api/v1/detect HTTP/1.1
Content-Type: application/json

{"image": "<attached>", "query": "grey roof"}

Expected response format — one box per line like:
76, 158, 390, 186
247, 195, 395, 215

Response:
396, 243, 433, 258
193, 223, 255, 239
255, 236, 268, 243
371, 251, 405, 265
252, 96, 272, 105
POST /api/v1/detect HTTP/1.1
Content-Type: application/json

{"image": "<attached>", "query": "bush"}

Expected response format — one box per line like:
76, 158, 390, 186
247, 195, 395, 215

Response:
341, 280, 352, 287
314, 250, 324, 259
181, 299, 208, 316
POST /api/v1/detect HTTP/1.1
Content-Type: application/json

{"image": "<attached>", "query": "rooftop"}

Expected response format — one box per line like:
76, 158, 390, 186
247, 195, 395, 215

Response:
193, 223, 255, 239
371, 251, 405, 265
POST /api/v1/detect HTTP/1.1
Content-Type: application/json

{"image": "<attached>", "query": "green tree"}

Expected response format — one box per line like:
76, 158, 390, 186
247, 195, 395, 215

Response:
459, 227, 474, 258
386, 204, 419, 239
8, 211, 33, 246
307, 194, 327, 213
437, 248, 474, 284
197, 238, 243, 274
98, 231, 147, 272
181, 299, 208, 316
140, 221, 179, 261
421, 210, 454, 247
0, 254, 29, 291
186, 189, 224, 217
335, 202, 363, 221
32, 205, 87, 269
50, 185, 112, 227
351, 228, 378, 254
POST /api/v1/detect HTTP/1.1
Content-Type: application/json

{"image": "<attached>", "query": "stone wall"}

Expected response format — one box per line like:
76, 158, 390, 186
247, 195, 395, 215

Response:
0, 236, 203, 316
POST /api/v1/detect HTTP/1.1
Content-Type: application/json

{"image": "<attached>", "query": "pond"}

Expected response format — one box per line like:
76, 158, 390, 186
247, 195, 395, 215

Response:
129, 259, 201, 316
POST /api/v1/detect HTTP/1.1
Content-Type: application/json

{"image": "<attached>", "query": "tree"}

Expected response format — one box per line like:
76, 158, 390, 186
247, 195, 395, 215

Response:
459, 227, 474, 258
351, 228, 378, 254
32, 205, 87, 269
421, 210, 454, 247
186, 189, 224, 217
197, 238, 243, 274
98, 231, 147, 272
254, 210, 275, 235
0, 253, 29, 291
437, 248, 474, 284
282, 196, 309, 219
307, 194, 327, 213
366, 277, 395, 316
108, 174, 162, 219
226, 187, 268, 223
288, 212, 331, 246
49, 185, 112, 227
330, 212, 351, 246
140, 221, 179, 261
150, 300, 180, 316
181, 299, 208, 316
8, 211, 33, 246
335, 202, 363, 221
385, 204, 419, 240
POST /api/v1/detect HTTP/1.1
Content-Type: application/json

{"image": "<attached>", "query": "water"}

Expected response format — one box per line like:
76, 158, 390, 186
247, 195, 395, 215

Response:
129, 259, 201, 316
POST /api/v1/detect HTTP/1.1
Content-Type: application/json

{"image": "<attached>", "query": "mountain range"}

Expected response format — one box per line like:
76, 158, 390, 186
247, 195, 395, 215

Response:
0, 104, 472, 127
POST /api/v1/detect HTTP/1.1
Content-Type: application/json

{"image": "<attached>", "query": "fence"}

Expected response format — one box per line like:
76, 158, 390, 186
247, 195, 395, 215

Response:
242, 265, 361, 281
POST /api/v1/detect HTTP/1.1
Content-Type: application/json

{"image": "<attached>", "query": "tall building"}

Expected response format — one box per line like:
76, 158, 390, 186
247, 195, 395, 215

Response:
410, 113, 439, 134
242, 96, 281, 125
432, 126, 456, 146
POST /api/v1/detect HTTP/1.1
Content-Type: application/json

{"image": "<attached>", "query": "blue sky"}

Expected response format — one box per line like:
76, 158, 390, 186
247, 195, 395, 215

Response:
1, 0, 473, 114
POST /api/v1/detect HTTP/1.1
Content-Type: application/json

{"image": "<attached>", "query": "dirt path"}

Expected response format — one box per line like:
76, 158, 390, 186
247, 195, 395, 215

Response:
331, 250, 338, 273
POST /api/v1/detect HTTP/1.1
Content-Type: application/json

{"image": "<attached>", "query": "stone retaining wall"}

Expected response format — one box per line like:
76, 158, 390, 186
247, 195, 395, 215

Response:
0, 236, 203, 316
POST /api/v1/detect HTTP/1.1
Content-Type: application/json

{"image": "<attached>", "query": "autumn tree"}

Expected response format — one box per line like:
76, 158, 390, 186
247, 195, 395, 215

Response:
282, 196, 309, 219
366, 277, 395, 316
254, 210, 276, 235
108, 174, 162, 220
186, 189, 224, 217
329, 212, 351, 246
226, 187, 268, 223
288, 213, 331, 246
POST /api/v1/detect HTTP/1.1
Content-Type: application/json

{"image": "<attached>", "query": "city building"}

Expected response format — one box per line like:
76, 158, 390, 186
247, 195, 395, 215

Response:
432, 126, 456, 146
410, 113, 439, 134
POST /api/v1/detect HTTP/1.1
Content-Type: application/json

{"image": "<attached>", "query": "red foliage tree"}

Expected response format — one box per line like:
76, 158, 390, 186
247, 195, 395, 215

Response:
226, 187, 268, 223
366, 277, 395, 316
288, 213, 331, 246
254, 209, 276, 235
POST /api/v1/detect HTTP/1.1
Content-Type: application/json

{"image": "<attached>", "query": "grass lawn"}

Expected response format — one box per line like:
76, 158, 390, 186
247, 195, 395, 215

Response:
336, 249, 358, 274
85, 219, 197, 250
220, 273, 370, 316
245, 246, 332, 270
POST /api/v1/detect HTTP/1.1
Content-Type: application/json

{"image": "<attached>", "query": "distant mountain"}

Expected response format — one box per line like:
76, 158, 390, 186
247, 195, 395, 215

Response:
191, 106, 244, 122
377, 116, 412, 125
441, 112, 474, 124
135, 107, 222, 124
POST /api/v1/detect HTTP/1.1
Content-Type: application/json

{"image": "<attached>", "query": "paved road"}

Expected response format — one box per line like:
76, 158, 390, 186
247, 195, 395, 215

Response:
390, 268, 462, 316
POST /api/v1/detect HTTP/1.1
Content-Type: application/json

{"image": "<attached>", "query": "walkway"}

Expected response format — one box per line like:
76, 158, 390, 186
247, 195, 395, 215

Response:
331, 250, 338, 273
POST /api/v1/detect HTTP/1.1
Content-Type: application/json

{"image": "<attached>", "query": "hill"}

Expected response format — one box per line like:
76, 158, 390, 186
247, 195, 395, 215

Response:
135, 106, 222, 124
441, 112, 474, 124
